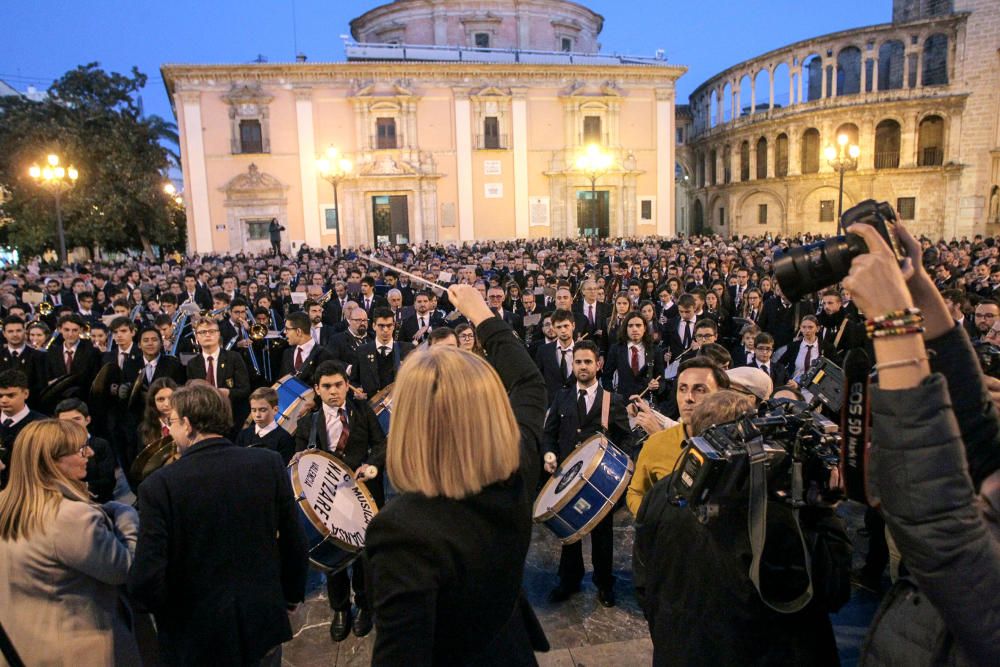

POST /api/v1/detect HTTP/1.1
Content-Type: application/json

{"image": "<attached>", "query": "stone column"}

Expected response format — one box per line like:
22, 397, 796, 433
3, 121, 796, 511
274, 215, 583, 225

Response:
900, 113, 917, 168
511, 87, 530, 238
294, 87, 322, 250
656, 87, 675, 237
787, 129, 801, 176
453, 88, 475, 241
177, 91, 213, 254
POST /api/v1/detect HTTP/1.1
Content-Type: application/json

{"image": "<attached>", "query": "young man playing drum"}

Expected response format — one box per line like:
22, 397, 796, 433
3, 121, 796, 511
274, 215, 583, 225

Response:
293, 360, 385, 642
541, 340, 632, 607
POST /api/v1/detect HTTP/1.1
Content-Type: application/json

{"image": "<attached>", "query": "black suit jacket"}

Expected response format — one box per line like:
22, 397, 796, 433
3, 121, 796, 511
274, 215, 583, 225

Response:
357, 294, 388, 315
149, 354, 187, 385
602, 343, 666, 401
350, 341, 414, 397
778, 339, 835, 380
758, 298, 815, 350
0, 409, 47, 487
185, 350, 251, 429
399, 313, 445, 344
0, 346, 47, 407
754, 360, 789, 387
327, 330, 372, 370
542, 385, 633, 461
128, 438, 308, 664
293, 398, 387, 499
534, 341, 574, 405
234, 425, 296, 465
44, 339, 102, 402
574, 301, 611, 339
278, 342, 336, 386
663, 317, 696, 359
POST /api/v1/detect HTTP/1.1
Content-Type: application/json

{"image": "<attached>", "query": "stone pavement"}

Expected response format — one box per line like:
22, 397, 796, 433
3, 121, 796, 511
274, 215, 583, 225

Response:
282, 501, 882, 666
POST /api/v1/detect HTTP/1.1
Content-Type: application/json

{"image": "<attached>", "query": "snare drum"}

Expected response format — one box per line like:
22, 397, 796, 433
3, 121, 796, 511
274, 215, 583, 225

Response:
533, 434, 634, 545
274, 374, 315, 434
288, 449, 379, 572
368, 383, 393, 435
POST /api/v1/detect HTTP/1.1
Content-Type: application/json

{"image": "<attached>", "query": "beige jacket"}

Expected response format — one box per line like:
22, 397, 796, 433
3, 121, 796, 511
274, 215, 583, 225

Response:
0, 494, 140, 666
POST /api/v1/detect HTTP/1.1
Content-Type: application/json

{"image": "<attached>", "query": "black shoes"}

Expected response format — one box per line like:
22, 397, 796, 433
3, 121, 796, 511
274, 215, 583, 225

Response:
597, 586, 616, 608
353, 608, 373, 637
330, 609, 351, 642
547, 583, 580, 604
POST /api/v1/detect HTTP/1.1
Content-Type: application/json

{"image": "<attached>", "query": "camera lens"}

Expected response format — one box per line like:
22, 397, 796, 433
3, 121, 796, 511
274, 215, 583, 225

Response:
773, 235, 868, 302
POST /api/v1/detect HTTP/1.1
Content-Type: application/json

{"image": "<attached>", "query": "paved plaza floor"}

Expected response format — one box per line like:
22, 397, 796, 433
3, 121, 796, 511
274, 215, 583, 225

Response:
282, 501, 882, 666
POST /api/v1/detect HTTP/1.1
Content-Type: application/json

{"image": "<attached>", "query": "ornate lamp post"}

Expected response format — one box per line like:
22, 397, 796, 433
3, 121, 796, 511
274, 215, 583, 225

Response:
574, 144, 614, 238
28, 154, 78, 265
164, 182, 183, 206
316, 147, 353, 254
824, 134, 860, 226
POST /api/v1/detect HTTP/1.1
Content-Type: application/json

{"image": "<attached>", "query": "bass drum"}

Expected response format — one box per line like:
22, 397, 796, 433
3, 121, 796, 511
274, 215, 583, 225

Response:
368, 383, 393, 436
288, 449, 379, 573
128, 436, 179, 488
251, 374, 314, 434
533, 434, 634, 545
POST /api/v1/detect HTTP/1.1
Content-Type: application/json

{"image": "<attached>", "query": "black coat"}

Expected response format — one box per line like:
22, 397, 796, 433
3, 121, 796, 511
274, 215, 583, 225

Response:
533, 341, 574, 405
398, 313, 445, 345
662, 317, 696, 359
350, 341, 414, 398
542, 384, 633, 461
602, 342, 666, 402
753, 360, 789, 388
278, 342, 336, 386
364, 317, 547, 665
327, 330, 372, 370
44, 339, 103, 403
758, 298, 815, 351
292, 397, 387, 478
85, 435, 117, 503
357, 294, 388, 315
0, 409, 47, 488
185, 350, 251, 430
128, 438, 309, 665
234, 425, 296, 465
0, 346, 47, 407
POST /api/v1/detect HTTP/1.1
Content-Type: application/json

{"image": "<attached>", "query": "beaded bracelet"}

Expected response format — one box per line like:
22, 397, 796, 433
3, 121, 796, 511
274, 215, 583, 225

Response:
870, 325, 925, 338
868, 307, 922, 325
866, 307, 924, 338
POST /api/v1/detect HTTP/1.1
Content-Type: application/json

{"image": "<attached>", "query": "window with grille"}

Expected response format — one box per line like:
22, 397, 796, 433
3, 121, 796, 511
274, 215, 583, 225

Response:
376, 118, 397, 149
758, 204, 768, 225
897, 197, 916, 220
239, 120, 263, 154
484, 116, 500, 149
583, 116, 602, 145
474, 33, 490, 48
820, 200, 835, 222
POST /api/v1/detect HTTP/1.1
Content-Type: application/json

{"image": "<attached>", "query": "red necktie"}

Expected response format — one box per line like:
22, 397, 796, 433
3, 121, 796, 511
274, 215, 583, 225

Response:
64, 349, 74, 372
335, 408, 350, 454
161, 423, 170, 437
206, 355, 216, 387
294, 347, 303, 372
630, 346, 640, 374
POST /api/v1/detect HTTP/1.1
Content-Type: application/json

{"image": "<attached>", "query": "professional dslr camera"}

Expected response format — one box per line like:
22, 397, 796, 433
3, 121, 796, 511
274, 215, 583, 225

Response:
773, 199, 906, 302
669, 359, 846, 522
973, 340, 1000, 378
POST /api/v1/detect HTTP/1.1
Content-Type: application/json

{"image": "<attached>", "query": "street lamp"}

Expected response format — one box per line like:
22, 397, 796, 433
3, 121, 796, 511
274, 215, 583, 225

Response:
824, 133, 860, 228
575, 144, 615, 237
316, 147, 353, 254
28, 153, 78, 265
164, 182, 183, 206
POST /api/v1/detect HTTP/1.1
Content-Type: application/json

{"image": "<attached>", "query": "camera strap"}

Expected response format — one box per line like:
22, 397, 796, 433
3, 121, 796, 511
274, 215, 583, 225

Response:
747, 438, 814, 614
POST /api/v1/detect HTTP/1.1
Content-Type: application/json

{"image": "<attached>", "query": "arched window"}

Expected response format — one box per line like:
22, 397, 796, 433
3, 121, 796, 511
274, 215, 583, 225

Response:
696, 151, 705, 187
756, 137, 768, 179
709, 149, 718, 185
878, 41, 906, 91
710, 89, 719, 128
723, 82, 733, 123
923, 34, 949, 86
835, 123, 860, 149
775, 133, 789, 177
917, 115, 945, 166
837, 47, 862, 96
875, 119, 902, 169
693, 199, 705, 234
723, 144, 732, 183
740, 141, 750, 181
989, 185, 1000, 224
804, 54, 823, 101
801, 128, 821, 174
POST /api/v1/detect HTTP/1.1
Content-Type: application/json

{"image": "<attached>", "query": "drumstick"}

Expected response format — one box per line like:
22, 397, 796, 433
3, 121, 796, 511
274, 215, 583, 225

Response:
361, 254, 450, 293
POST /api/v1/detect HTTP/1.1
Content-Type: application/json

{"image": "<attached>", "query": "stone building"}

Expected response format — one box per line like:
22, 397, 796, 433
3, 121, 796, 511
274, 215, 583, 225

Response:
162, 0, 684, 254
677, 0, 1000, 239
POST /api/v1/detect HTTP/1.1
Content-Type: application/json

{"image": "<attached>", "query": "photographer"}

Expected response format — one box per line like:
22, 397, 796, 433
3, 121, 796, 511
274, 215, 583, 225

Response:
841, 223, 1000, 666
633, 389, 850, 665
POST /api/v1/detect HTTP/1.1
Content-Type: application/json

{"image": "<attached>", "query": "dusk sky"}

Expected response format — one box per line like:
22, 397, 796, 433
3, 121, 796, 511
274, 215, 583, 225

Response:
2, 0, 890, 122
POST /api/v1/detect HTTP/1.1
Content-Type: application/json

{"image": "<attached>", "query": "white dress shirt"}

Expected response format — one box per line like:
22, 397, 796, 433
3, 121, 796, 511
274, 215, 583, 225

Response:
295, 338, 316, 364
1, 404, 31, 426
576, 381, 600, 414
255, 421, 279, 438
793, 340, 818, 377
322, 402, 346, 450
556, 343, 574, 376
627, 342, 646, 370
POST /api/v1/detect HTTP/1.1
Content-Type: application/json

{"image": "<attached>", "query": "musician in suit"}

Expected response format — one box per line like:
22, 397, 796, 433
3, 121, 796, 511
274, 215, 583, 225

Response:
357, 277, 388, 315
757, 286, 814, 351
777, 316, 835, 385
136, 326, 187, 389
100, 317, 146, 473
663, 295, 700, 359
541, 340, 632, 607
305, 299, 336, 348
279, 311, 336, 386
724, 267, 753, 313
44, 313, 102, 409
553, 286, 589, 335
534, 309, 577, 405
328, 308, 372, 372
0, 369, 47, 488
54, 398, 117, 503
184, 317, 251, 436
398, 291, 444, 344
574, 279, 611, 343
181, 272, 212, 311
0, 315, 47, 407
322, 282, 350, 325
487, 286, 524, 338
234, 386, 296, 464
128, 382, 309, 665
293, 360, 385, 641
602, 312, 665, 403
350, 308, 414, 399
751, 332, 788, 387
43, 278, 74, 311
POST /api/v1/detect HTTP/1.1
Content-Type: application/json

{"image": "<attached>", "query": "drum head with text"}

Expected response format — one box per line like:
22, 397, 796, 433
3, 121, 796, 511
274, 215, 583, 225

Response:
292, 450, 378, 553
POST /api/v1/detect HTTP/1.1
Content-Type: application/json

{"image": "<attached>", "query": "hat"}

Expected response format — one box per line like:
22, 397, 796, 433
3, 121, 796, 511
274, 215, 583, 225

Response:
726, 366, 773, 402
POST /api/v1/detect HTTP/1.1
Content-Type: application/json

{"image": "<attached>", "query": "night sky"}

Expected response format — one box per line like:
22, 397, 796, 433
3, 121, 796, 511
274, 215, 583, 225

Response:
2, 0, 890, 121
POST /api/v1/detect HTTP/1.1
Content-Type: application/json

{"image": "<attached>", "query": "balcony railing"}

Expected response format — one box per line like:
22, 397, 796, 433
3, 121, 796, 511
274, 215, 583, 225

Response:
369, 135, 399, 150
475, 134, 509, 150
874, 151, 901, 169
919, 147, 943, 167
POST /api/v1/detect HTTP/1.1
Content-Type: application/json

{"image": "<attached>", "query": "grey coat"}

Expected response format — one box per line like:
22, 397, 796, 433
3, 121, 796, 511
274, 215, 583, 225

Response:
862, 370, 1000, 667
0, 494, 140, 666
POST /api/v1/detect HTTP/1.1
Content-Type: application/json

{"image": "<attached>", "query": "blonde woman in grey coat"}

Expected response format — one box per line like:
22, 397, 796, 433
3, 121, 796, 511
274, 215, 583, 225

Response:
0, 419, 140, 666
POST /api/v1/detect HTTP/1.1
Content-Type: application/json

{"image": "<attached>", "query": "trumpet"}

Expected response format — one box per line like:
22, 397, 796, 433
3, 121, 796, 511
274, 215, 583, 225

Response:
80, 324, 92, 341
200, 306, 229, 320
316, 288, 335, 305
37, 301, 54, 317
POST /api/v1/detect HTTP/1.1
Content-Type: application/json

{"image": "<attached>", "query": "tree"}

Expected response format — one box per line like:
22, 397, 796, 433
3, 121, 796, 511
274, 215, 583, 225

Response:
0, 63, 185, 261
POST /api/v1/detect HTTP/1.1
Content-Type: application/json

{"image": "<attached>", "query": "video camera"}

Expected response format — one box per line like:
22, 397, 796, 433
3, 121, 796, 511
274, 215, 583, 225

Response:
973, 340, 1000, 378
669, 358, 846, 522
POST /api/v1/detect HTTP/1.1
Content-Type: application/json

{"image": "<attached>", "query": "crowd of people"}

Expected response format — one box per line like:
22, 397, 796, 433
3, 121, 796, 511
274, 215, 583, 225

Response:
0, 217, 998, 666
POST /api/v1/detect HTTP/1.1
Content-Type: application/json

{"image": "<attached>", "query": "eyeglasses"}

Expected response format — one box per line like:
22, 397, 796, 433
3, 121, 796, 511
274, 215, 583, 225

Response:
694, 333, 716, 341
195, 329, 219, 335
458, 333, 475, 340
62, 444, 93, 458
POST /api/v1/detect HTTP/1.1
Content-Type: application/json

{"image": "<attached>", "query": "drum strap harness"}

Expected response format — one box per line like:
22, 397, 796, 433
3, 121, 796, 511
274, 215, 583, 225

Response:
599, 389, 610, 432
747, 437, 814, 614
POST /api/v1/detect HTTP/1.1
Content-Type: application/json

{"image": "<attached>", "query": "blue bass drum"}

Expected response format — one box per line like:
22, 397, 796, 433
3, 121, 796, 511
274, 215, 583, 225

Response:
368, 383, 393, 436
274, 374, 315, 434
532, 434, 634, 545
288, 449, 379, 572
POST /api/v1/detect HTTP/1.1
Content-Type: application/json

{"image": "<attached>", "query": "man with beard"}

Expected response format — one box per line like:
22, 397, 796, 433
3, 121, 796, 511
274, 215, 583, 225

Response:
815, 289, 865, 365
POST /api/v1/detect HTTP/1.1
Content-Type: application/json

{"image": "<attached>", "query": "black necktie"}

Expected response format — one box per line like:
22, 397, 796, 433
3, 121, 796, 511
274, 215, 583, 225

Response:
380, 346, 391, 357
577, 389, 588, 423
682, 320, 692, 348
560, 348, 570, 378
11, 351, 18, 361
